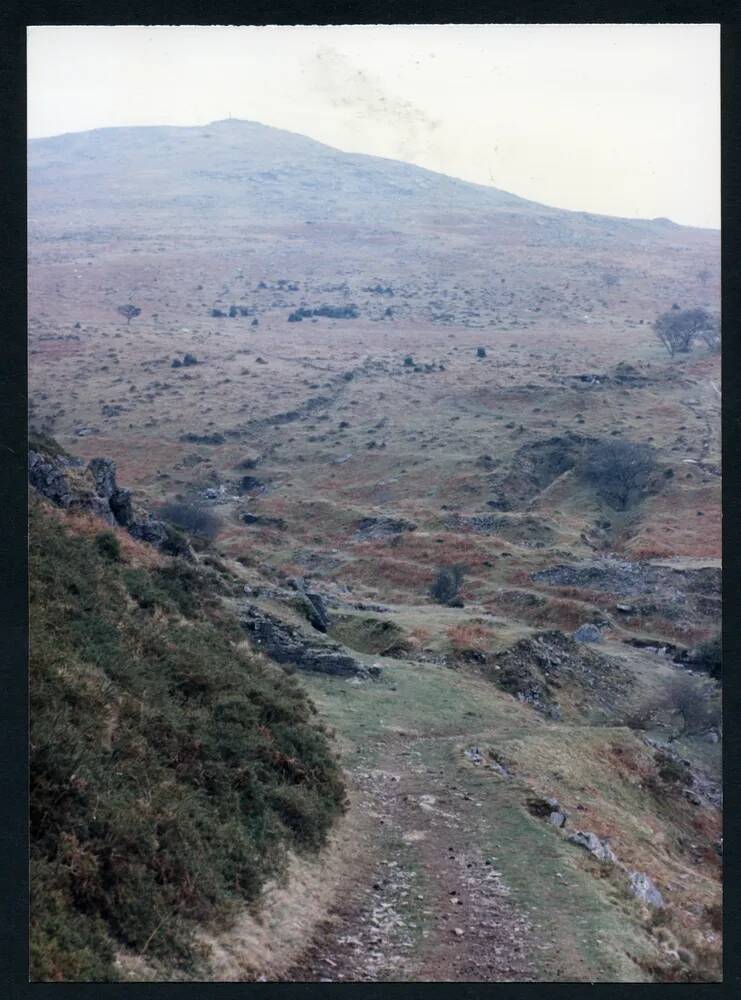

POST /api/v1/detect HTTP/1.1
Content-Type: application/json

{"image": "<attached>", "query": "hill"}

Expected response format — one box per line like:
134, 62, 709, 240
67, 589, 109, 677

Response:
28, 119, 721, 983
29, 118, 718, 333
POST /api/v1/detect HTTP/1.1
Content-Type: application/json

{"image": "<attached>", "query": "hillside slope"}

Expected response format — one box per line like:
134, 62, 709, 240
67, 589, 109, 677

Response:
29, 494, 346, 981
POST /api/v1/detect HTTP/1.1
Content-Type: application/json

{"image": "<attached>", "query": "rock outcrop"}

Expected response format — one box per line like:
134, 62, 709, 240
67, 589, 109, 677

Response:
29, 447, 194, 560
240, 604, 368, 677
573, 623, 603, 643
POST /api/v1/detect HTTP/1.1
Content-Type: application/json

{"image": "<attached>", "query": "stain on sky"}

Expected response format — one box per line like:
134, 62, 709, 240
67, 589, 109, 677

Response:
305, 47, 441, 162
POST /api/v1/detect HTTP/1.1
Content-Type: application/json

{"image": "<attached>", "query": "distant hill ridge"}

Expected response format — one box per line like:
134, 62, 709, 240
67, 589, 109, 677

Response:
28, 118, 711, 236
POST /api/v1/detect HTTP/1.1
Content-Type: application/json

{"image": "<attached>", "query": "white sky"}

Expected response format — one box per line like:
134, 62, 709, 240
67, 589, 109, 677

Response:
27, 24, 720, 228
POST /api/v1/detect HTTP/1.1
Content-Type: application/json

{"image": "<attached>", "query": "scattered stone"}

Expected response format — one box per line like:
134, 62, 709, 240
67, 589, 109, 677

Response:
180, 431, 226, 445
489, 760, 514, 780
534, 558, 720, 628
355, 516, 417, 540
241, 512, 286, 529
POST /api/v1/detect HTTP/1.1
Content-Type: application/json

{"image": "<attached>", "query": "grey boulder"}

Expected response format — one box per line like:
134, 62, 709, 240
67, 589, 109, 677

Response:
573, 623, 603, 643
567, 830, 617, 863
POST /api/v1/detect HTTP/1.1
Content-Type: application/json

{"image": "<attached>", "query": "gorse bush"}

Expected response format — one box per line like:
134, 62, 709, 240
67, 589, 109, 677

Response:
430, 565, 466, 605
687, 635, 721, 680
29, 501, 345, 981
94, 530, 121, 561
159, 499, 222, 540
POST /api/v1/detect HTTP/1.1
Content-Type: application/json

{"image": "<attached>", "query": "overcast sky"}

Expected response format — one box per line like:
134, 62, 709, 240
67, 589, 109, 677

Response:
27, 24, 720, 228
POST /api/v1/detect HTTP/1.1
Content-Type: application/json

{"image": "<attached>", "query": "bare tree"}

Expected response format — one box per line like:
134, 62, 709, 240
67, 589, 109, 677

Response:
578, 439, 659, 511
653, 308, 715, 357
625, 671, 720, 737
117, 304, 141, 325
697, 268, 711, 285
602, 272, 619, 288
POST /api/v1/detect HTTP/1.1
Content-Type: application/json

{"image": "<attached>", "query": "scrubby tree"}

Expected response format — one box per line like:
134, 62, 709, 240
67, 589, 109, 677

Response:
430, 565, 466, 605
578, 439, 659, 511
653, 307, 716, 357
663, 673, 721, 737
602, 272, 619, 288
117, 304, 141, 325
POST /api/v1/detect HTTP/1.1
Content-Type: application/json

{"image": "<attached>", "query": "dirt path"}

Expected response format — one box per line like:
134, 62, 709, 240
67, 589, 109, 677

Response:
283, 732, 539, 982
266, 653, 658, 985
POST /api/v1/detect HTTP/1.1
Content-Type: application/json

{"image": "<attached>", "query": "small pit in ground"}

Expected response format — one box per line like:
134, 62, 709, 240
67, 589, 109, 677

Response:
491, 434, 596, 508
